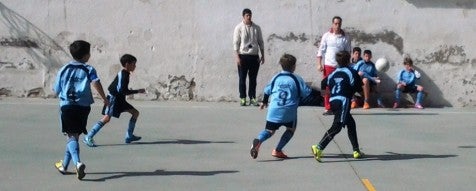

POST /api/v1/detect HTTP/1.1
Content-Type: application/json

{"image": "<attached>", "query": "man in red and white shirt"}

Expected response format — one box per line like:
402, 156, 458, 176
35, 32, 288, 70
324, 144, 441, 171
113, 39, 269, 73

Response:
316, 16, 351, 115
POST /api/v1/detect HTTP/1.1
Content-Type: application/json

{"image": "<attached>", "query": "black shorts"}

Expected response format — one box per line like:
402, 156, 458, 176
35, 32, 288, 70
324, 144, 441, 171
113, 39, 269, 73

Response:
103, 95, 134, 118
265, 121, 296, 131
402, 85, 418, 93
60, 105, 91, 134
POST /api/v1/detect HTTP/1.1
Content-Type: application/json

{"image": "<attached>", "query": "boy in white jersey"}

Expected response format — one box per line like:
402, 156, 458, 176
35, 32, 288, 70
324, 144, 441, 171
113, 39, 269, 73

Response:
250, 53, 313, 159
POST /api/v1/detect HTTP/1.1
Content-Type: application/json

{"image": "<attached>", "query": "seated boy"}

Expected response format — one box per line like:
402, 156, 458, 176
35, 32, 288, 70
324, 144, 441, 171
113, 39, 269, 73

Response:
352, 50, 384, 109
393, 56, 425, 109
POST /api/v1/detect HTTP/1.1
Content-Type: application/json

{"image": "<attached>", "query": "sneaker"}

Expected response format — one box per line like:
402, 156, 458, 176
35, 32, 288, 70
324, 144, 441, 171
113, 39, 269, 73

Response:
414, 103, 424, 109
54, 160, 67, 175
240, 98, 246, 106
250, 98, 259, 106
353, 151, 364, 159
75, 162, 86, 180
392, 102, 399, 109
311, 145, 323, 162
363, 102, 370, 109
83, 136, 97, 147
271, 149, 288, 159
125, 135, 142, 144
250, 138, 261, 159
351, 101, 358, 109
322, 110, 334, 116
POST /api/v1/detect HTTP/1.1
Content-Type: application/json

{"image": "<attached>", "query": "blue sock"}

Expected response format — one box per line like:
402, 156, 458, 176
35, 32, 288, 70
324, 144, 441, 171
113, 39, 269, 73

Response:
257, 130, 272, 143
87, 121, 105, 138
276, 130, 294, 151
63, 145, 71, 169
395, 89, 401, 103
416, 91, 424, 104
67, 137, 80, 166
126, 117, 137, 138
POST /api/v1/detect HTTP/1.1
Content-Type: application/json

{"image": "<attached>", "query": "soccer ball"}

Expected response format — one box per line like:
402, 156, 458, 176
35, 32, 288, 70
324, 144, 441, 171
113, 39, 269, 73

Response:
375, 58, 390, 72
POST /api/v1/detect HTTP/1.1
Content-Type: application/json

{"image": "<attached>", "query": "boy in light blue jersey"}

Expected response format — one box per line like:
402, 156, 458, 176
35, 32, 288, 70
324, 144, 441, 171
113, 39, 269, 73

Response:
250, 53, 313, 159
393, 56, 425, 109
53, 40, 108, 180
352, 50, 384, 109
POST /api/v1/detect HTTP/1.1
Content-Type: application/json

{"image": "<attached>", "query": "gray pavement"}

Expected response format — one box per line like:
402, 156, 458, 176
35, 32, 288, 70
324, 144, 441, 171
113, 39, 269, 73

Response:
0, 98, 475, 191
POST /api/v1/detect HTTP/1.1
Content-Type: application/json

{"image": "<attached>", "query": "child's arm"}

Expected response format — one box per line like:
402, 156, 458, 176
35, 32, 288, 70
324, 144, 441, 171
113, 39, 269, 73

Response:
92, 81, 108, 105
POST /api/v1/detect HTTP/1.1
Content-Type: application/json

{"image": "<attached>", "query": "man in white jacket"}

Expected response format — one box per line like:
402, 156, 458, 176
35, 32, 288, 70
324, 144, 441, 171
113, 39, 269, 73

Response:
233, 8, 265, 106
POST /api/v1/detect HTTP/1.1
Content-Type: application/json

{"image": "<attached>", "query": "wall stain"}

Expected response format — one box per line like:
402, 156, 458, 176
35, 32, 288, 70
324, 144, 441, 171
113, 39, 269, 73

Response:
347, 28, 404, 54
0, 37, 39, 48
415, 45, 468, 65
267, 32, 308, 43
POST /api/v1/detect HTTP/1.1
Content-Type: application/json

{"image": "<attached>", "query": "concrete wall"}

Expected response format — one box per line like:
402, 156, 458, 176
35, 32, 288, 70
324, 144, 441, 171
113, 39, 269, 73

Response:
1, 0, 475, 107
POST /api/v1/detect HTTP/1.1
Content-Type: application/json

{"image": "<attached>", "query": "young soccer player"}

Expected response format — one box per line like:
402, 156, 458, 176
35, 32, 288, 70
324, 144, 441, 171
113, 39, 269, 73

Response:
311, 50, 364, 162
83, 54, 145, 147
393, 56, 425, 109
54, 40, 108, 180
250, 53, 314, 159
352, 50, 384, 109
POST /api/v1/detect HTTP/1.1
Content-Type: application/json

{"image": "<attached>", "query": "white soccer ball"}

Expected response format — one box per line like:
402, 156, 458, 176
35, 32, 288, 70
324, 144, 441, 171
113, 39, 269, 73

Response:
375, 58, 390, 72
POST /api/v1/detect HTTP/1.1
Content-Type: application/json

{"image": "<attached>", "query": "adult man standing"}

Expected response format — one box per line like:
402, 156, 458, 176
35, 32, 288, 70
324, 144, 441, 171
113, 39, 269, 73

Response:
316, 16, 351, 115
233, 8, 265, 106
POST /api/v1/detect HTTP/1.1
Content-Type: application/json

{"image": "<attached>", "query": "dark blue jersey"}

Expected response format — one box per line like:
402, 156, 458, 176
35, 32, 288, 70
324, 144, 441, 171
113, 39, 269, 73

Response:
327, 67, 363, 99
108, 69, 139, 97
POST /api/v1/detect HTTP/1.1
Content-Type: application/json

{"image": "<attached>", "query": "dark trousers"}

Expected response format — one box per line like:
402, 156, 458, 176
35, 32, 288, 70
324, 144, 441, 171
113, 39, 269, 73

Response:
237, 54, 260, 99
318, 98, 360, 151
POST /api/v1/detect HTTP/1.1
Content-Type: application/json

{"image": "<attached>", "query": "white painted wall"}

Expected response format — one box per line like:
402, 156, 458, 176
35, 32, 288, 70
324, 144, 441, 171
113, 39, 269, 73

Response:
1, 0, 475, 107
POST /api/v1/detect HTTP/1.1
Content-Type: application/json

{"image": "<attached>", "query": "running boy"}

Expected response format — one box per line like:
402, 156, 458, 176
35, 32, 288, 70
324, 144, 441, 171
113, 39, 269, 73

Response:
54, 40, 108, 180
393, 56, 425, 109
83, 54, 145, 147
250, 53, 313, 159
311, 51, 364, 162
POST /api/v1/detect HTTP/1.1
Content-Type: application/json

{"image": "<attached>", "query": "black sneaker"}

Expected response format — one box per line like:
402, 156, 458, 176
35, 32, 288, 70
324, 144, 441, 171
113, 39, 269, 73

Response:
250, 139, 261, 159
322, 110, 334, 115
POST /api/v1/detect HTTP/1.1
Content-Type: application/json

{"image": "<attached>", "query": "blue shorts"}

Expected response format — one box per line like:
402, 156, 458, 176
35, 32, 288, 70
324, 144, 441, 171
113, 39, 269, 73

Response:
265, 120, 296, 131
102, 95, 134, 118
60, 105, 91, 134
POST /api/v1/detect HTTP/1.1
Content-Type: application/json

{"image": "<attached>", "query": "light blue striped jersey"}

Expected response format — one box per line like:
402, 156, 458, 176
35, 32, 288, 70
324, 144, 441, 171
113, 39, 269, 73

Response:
263, 71, 312, 123
54, 60, 100, 107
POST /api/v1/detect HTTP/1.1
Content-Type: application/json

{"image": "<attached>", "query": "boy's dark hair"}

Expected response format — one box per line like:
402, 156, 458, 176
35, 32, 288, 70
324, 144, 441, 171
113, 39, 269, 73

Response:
353, 47, 361, 54
336, 51, 351, 67
69, 40, 90, 61
242, 8, 252, 16
403, 57, 413, 66
279, 53, 296, 72
120, 54, 137, 67
332, 16, 342, 23
363, 49, 372, 55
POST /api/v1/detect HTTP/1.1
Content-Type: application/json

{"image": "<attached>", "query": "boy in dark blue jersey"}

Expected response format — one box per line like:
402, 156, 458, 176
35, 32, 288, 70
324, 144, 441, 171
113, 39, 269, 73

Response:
311, 51, 364, 162
54, 40, 109, 180
250, 53, 314, 159
83, 54, 145, 147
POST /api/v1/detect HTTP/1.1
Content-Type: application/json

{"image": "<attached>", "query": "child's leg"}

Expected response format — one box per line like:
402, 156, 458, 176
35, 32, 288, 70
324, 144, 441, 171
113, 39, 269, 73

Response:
125, 108, 140, 138
87, 115, 111, 138
276, 126, 295, 152
318, 101, 344, 150
345, 115, 360, 152
63, 144, 72, 169
66, 133, 81, 165
257, 129, 274, 143
416, 85, 424, 105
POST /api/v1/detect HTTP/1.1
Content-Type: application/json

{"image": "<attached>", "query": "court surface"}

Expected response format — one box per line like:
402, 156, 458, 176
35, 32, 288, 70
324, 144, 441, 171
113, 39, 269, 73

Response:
0, 98, 475, 191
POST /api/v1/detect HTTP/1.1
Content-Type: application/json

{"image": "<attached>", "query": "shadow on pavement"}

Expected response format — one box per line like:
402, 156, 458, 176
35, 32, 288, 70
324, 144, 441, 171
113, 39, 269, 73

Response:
98, 139, 235, 147
83, 169, 239, 182
317, 152, 457, 163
